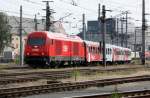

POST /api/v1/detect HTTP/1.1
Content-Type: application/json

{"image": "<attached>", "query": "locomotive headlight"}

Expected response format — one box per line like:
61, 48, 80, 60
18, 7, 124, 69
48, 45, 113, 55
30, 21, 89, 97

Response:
27, 52, 30, 56
41, 52, 45, 56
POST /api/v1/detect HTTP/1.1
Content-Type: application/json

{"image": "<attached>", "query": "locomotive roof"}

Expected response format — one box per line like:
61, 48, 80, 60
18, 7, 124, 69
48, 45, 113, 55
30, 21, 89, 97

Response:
30, 31, 83, 42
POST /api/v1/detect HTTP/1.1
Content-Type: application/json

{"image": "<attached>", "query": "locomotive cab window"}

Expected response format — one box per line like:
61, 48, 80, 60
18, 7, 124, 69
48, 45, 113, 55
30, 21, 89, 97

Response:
50, 39, 54, 45
27, 37, 45, 46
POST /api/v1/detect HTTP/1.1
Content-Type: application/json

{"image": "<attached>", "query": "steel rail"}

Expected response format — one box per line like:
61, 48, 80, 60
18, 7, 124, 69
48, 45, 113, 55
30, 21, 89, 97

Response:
0, 75, 150, 97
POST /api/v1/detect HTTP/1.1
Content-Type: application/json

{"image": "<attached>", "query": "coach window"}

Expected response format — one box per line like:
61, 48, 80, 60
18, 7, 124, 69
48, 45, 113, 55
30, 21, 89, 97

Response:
129, 51, 131, 55
96, 47, 98, 53
93, 47, 95, 53
98, 47, 100, 53
109, 49, 110, 54
119, 51, 121, 55
122, 51, 124, 55
118, 51, 120, 55
97, 47, 98, 53
89, 47, 90, 53
90, 47, 91, 53
117, 51, 120, 55
110, 49, 112, 54
107, 48, 109, 54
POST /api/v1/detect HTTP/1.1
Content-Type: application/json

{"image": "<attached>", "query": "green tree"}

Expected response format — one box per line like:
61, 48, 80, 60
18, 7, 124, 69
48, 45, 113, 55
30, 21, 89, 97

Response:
0, 12, 11, 54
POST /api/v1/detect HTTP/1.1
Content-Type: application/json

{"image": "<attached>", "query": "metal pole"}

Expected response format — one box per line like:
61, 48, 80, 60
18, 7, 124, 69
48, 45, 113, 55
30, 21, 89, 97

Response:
19, 6, 23, 66
101, 5, 106, 67
98, 4, 101, 63
125, 12, 128, 48
121, 18, 124, 47
98, 3, 101, 20
34, 14, 38, 31
141, 0, 145, 65
116, 18, 119, 46
82, 14, 85, 40
46, 2, 50, 31
43, 1, 54, 31
134, 28, 137, 58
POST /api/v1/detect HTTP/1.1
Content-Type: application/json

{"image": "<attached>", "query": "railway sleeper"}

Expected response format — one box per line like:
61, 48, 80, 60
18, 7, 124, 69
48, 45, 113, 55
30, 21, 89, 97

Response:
127, 94, 150, 98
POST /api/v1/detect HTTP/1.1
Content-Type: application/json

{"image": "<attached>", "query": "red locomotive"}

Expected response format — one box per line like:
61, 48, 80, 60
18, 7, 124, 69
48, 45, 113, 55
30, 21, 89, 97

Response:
24, 31, 132, 67
24, 31, 85, 67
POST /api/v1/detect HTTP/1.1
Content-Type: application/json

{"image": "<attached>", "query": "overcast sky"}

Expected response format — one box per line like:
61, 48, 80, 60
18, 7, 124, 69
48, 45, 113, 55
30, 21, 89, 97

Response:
0, 0, 150, 34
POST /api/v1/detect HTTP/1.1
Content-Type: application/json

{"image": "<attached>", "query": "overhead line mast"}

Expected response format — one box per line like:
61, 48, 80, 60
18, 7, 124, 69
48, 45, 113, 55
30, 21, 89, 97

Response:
141, 0, 146, 65
43, 1, 54, 31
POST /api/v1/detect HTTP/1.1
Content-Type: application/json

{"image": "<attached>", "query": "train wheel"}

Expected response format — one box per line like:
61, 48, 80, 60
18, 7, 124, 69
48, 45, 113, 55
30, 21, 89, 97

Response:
49, 62, 55, 68
29, 64, 38, 68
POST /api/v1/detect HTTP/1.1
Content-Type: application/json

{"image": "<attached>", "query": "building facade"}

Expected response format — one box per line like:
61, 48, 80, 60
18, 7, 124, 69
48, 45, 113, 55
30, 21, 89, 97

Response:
78, 18, 137, 49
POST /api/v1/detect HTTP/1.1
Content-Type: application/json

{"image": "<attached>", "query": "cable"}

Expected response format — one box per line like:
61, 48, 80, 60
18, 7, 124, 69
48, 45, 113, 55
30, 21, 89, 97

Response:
57, 0, 97, 13
0, 9, 34, 17
22, 0, 44, 6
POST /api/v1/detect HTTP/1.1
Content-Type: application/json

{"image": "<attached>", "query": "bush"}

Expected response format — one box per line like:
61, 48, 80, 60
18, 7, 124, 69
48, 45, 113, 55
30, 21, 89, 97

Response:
15, 56, 19, 64
111, 92, 122, 98
71, 69, 80, 81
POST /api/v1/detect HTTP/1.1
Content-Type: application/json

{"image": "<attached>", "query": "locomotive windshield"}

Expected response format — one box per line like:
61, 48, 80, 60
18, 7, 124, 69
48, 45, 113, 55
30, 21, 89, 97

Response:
27, 37, 45, 46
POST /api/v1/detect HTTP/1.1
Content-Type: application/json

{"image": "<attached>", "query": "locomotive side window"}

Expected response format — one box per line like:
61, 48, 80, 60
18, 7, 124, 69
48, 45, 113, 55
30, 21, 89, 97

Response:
73, 42, 79, 55
51, 39, 53, 45
27, 37, 45, 46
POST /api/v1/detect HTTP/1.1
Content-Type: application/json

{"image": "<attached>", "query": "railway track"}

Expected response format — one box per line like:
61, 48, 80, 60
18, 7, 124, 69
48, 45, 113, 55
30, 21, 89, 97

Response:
0, 66, 145, 77
0, 67, 146, 85
73, 89, 150, 98
0, 75, 150, 97
0, 66, 146, 85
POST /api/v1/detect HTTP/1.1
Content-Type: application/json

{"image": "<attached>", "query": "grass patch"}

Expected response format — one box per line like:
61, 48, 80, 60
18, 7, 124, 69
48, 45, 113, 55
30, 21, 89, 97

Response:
0, 64, 9, 69
111, 92, 122, 98
71, 69, 81, 81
